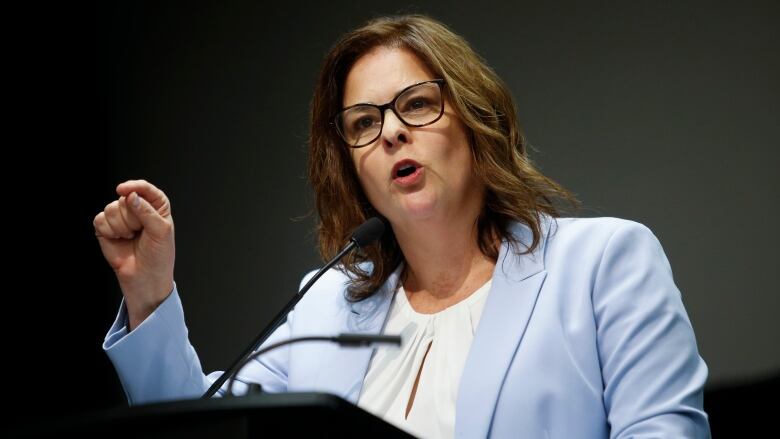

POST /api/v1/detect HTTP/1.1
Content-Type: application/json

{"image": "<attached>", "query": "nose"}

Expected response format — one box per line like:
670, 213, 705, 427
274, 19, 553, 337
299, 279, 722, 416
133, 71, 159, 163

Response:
380, 108, 410, 149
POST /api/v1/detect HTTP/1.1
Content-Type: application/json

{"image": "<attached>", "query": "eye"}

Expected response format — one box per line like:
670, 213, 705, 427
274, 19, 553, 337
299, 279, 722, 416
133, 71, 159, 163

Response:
354, 116, 377, 130
342, 106, 380, 135
399, 93, 437, 115
409, 98, 427, 110
402, 97, 431, 112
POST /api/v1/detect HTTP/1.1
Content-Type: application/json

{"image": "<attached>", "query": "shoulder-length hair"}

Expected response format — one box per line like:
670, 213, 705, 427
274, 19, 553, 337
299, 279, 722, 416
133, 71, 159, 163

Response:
308, 14, 578, 301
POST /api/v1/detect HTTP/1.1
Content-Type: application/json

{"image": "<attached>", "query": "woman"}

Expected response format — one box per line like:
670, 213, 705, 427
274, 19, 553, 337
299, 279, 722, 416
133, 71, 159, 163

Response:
96, 15, 710, 438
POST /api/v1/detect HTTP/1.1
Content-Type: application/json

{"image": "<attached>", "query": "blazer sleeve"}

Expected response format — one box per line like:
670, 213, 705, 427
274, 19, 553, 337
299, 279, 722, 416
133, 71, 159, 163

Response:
102, 283, 293, 405
592, 222, 711, 438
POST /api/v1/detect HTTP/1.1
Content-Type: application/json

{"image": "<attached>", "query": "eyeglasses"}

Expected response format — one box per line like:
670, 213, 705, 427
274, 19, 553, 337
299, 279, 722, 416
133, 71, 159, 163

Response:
333, 79, 446, 148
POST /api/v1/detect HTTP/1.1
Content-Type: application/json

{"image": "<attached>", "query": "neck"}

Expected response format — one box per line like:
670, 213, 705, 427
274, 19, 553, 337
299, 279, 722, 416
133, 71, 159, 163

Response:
393, 214, 497, 300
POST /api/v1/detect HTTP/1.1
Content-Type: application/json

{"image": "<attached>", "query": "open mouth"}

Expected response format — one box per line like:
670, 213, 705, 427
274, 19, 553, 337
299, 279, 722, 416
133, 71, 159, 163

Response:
391, 159, 424, 186
396, 164, 417, 178
391, 159, 422, 180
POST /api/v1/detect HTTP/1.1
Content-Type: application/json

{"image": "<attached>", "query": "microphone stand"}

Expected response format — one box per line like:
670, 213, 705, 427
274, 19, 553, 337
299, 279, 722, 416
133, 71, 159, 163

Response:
226, 334, 401, 397
202, 217, 386, 398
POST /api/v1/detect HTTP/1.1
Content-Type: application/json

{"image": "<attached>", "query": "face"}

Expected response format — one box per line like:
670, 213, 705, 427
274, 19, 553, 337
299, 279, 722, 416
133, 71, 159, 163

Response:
343, 47, 484, 229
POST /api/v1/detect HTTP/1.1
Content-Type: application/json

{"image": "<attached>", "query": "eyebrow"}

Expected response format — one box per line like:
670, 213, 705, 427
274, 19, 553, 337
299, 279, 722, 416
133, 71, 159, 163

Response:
344, 80, 430, 108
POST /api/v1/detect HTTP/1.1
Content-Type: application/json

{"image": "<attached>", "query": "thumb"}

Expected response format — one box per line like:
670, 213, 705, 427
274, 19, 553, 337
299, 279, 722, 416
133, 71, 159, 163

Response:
129, 191, 172, 238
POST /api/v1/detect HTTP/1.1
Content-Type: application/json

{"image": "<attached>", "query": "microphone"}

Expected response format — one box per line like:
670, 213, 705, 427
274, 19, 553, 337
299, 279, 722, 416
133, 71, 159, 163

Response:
202, 217, 386, 398
351, 216, 385, 247
226, 333, 401, 397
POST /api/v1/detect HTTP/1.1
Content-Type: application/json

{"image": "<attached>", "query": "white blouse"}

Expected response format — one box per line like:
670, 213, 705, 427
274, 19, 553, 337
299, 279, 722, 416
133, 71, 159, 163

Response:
357, 279, 493, 439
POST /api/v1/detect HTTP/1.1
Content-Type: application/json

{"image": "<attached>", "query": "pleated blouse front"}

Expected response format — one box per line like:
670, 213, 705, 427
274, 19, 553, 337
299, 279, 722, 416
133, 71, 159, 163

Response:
357, 279, 493, 438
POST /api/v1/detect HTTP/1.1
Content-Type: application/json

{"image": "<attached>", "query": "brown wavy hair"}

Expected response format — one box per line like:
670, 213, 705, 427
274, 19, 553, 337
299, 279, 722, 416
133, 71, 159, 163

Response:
308, 15, 578, 301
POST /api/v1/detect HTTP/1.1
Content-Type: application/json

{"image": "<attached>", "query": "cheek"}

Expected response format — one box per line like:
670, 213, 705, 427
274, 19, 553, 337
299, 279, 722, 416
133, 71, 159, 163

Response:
350, 153, 384, 209
350, 150, 366, 185
352, 149, 382, 187
442, 128, 475, 182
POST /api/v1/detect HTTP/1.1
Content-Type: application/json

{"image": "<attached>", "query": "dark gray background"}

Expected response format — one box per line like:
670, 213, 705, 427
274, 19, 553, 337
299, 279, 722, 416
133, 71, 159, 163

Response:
104, 0, 779, 382
6, 0, 777, 435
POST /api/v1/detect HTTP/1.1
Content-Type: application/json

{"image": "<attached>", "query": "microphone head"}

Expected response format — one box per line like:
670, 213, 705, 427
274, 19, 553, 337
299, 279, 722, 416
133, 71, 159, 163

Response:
351, 217, 386, 248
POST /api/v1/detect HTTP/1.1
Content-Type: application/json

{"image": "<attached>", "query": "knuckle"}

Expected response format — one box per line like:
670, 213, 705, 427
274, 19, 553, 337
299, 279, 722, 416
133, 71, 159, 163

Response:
96, 223, 113, 238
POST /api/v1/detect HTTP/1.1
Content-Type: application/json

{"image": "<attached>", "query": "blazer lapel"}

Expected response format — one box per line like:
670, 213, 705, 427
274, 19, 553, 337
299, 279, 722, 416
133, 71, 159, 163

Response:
314, 265, 402, 403
455, 219, 552, 437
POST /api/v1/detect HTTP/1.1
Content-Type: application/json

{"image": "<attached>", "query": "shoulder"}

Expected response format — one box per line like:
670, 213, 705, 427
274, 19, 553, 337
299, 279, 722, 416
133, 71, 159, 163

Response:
297, 266, 353, 305
536, 216, 669, 274
295, 261, 385, 308
298, 266, 352, 292
545, 216, 661, 253
550, 216, 655, 240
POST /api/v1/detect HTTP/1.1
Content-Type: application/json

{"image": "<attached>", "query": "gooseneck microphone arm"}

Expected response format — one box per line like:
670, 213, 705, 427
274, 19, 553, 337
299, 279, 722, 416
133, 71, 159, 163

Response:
201, 217, 386, 399
226, 333, 401, 397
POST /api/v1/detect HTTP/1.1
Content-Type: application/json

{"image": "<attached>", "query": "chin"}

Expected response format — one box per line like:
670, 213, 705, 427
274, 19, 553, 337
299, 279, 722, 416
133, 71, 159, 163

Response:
396, 194, 440, 221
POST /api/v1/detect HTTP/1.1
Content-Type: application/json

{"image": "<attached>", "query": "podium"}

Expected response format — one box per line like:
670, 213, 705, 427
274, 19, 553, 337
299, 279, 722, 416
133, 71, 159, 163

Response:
15, 392, 415, 438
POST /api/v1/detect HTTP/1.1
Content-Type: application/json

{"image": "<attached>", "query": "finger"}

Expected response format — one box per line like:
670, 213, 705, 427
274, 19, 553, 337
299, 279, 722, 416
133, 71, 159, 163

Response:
93, 211, 120, 240
116, 180, 171, 215
104, 200, 135, 239
118, 195, 143, 232
128, 192, 173, 239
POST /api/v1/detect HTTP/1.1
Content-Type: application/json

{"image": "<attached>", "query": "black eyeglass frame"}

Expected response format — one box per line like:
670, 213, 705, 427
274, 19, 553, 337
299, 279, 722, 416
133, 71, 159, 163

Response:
332, 79, 446, 148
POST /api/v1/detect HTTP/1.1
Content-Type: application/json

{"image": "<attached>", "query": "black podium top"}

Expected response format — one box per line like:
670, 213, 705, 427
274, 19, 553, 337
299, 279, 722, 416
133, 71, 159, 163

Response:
13, 392, 415, 438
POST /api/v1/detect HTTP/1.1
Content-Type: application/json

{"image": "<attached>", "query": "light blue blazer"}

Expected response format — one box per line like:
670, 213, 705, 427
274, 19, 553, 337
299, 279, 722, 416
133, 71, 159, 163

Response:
103, 217, 710, 438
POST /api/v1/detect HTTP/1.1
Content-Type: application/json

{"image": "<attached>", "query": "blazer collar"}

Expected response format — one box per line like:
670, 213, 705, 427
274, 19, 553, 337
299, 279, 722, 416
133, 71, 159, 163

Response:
317, 217, 554, 422
455, 217, 553, 437
314, 265, 402, 402
347, 264, 403, 325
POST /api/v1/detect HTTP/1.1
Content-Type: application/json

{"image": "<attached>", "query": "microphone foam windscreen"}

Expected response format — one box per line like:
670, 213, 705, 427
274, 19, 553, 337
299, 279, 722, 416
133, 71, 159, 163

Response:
351, 217, 386, 247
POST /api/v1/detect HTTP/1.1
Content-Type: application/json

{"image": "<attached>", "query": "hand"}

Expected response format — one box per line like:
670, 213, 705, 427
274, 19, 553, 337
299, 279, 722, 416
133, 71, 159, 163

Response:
93, 180, 176, 330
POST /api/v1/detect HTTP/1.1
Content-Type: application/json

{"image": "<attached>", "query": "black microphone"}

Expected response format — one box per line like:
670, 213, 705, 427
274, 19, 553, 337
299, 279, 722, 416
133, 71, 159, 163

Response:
351, 216, 385, 247
226, 333, 401, 397
202, 217, 386, 398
